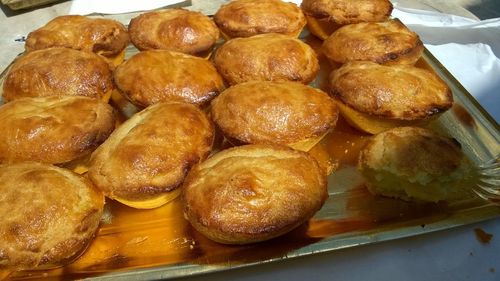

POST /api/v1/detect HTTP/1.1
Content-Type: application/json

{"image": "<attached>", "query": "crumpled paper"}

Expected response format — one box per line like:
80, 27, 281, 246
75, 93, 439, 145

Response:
68, 0, 187, 15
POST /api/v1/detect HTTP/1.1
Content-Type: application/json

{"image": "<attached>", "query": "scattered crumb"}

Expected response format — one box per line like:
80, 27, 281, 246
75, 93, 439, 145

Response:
489, 267, 495, 273
474, 228, 493, 244
469, 252, 474, 256
421, 224, 426, 228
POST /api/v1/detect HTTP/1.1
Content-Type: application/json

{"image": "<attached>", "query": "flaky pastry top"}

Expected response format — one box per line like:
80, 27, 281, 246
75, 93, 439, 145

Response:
301, 0, 392, 24
213, 33, 319, 85
25, 15, 129, 57
359, 127, 465, 179
214, 0, 306, 38
0, 162, 104, 270
129, 8, 219, 54
329, 61, 452, 120
211, 81, 338, 145
114, 50, 225, 107
322, 20, 423, 65
0, 96, 115, 164
183, 144, 327, 244
3, 48, 113, 102
88, 102, 214, 202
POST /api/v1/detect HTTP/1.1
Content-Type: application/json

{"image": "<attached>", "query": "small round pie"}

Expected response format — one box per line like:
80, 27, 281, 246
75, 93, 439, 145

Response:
211, 81, 338, 151
183, 144, 327, 244
213, 33, 319, 85
0, 96, 115, 164
25, 15, 129, 65
129, 8, 219, 56
301, 0, 393, 40
214, 0, 306, 39
114, 50, 225, 107
3, 47, 114, 102
323, 20, 424, 65
329, 61, 452, 134
88, 102, 214, 209
0, 162, 104, 270
358, 127, 475, 202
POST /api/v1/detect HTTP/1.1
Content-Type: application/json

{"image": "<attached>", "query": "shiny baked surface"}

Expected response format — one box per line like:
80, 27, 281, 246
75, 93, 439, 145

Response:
213, 33, 319, 85
25, 15, 129, 58
211, 81, 338, 145
358, 127, 474, 202
2, 48, 113, 102
88, 102, 214, 204
329, 61, 453, 120
183, 144, 327, 244
301, 0, 392, 24
0, 96, 115, 164
214, 0, 306, 38
0, 162, 104, 270
114, 50, 225, 107
129, 8, 219, 54
322, 20, 424, 65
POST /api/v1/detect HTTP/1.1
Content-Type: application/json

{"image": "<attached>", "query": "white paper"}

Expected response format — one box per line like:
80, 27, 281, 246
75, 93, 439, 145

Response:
69, 0, 186, 15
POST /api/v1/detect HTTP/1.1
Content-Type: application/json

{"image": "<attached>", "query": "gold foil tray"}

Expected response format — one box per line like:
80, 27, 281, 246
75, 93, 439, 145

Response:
0, 29, 499, 281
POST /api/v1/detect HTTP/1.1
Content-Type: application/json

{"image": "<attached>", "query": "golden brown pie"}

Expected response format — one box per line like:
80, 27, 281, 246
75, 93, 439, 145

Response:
183, 144, 327, 244
0, 96, 115, 164
114, 50, 225, 107
0, 162, 104, 270
2, 47, 114, 102
88, 102, 214, 209
329, 61, 452, 134
322, 20, 424, 65
25, 15, 129, 65
214, 0, 306, 39
129, 8, 219, 56
213, 33, 319, 85
211, 81, 338, 151
358, 127, 475, 202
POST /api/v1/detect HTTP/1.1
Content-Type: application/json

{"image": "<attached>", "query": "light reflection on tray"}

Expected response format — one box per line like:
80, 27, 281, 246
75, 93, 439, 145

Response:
1, 30, 499, 281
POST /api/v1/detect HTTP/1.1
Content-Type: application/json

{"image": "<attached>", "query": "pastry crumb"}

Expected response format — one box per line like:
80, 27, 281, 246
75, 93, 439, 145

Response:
474, 228, 493, 244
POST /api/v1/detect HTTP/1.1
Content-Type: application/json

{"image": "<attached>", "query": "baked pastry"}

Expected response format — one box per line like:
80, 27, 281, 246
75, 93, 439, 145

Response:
183, 144, 327, 244
2, 48, 114, 102
0, 162, 104, 270
25, 15, 129, 66
114, 50, 225, 107
88, 102, 214, 209
329, 61, 452, 134
213, 33, 319, 85
322, 20, 424, 65
129, 8, 219, 56
301, 0, 393, 40
214, 0, 306, 39
358, 127, 475, 202
211, 81, 338, 151
0, 96, 115, 165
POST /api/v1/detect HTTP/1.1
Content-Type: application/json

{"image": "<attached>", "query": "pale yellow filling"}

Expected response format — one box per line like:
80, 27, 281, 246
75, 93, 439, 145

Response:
114, 188, 182, 209
335, 100, 432, 134
305, 15, 340, 41
288, 131, 329, 152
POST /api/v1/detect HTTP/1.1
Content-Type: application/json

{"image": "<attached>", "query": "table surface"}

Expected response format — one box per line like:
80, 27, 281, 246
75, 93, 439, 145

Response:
0, 1, 499, 281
